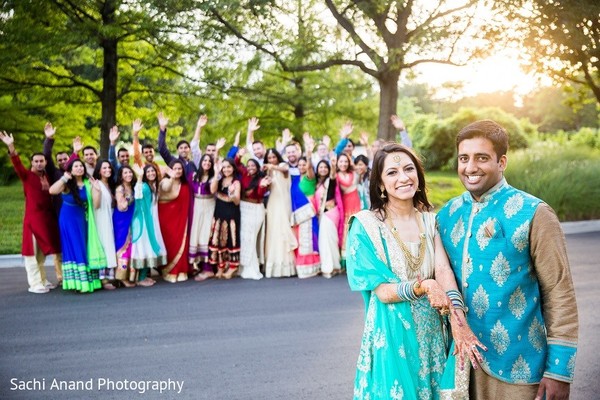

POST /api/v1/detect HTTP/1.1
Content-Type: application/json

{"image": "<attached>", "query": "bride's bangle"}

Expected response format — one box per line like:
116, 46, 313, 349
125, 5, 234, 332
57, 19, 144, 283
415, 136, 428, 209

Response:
396, 282, 419, 302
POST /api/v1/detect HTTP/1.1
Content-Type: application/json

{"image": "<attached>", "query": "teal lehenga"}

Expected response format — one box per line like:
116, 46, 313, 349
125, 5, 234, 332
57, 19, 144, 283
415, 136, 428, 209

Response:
346, 210, 468, 400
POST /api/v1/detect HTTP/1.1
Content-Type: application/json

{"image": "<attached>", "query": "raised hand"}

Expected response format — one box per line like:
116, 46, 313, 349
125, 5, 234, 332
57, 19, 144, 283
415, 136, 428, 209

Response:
247, 117, 260, 133
109, 125, 120, 145
233, 131, 241, 147
260, 176, 272, 187
158, 112, 169, 131
322, 135, 331, 149
339, 121, 353, 139
196, 114, 208, 129
360, 131, 370, 147
162, 165, 174, 178
238, 147, 247, 157
215, 137, 226, 151
303, 132, 315, 153
44, 122, 56, 139
390, 115, 405, 130
281, 128, 293, 145
89, 175, 101, 191
132, 119, 143, 137
63, 172, 72, 181
73, 136, 83, 153
0, 130, 15, 147
131, 163, 143, 177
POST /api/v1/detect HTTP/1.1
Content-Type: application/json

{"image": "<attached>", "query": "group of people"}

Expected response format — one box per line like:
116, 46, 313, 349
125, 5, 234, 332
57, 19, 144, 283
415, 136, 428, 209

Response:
3, 113, 397, 293
4, 114, 579, 399
346, 120, 578, 399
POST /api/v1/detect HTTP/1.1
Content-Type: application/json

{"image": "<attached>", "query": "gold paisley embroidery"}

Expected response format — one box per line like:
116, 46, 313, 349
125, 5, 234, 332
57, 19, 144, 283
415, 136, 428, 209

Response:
490, 320, 510, 355
504, 193, 524, 218
510, 355, 532, 383
511, 221, 530, 252
490, 252, 510, 287
451, 219, 465, 247
509, 286, 527, 320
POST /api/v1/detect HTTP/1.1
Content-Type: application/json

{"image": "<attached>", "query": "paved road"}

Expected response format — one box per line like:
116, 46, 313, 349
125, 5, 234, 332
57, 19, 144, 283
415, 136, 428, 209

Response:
0, 231, 598, 399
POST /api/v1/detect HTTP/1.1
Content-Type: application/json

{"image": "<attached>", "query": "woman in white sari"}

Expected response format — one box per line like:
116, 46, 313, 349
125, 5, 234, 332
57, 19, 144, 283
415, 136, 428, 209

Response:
91, 160, 118, 290
263, 148, 297, 278
236, 157, 269, 280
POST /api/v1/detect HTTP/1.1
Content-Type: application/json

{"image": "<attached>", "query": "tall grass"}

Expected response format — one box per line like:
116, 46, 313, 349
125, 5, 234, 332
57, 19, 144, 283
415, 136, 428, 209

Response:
505, 143, 600, 221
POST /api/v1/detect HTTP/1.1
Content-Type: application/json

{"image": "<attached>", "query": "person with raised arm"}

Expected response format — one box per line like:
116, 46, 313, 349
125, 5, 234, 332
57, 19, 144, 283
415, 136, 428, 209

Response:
42, 122, 78, 184
132, 118, 163, 181
1, 131, 61, 293
334, 121, 355, 159
108, 125, 130, 174
245, 117, 266, 167
391, 114, 412, 148
190, 114, 208, 168
295, 133, 322, 278
236, 128, 270, 280
41, 122, 76, 281
157, 112, 197, 177
281, 132, 320, 278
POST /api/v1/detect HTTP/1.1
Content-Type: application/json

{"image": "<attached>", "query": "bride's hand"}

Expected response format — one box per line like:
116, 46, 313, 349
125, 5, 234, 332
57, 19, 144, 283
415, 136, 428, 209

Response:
449, 310, 487, 370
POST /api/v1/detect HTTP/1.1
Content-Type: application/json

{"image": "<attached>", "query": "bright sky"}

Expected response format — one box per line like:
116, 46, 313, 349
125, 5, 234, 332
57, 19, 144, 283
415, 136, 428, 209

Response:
410, 48, 548, 102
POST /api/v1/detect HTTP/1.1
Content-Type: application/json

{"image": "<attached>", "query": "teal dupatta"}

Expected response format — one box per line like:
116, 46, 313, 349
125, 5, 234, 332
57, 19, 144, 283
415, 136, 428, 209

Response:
85, 180, 107, 270
346, 211, 468, 400
131, 182, 161, 256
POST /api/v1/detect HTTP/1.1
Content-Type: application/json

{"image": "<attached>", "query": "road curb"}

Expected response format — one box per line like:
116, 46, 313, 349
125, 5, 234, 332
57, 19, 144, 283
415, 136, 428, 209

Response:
2, 220, 599, 269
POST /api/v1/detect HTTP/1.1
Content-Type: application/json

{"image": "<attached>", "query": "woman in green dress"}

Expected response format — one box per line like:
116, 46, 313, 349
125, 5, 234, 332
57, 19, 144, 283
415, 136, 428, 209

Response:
346, 143, 486, 399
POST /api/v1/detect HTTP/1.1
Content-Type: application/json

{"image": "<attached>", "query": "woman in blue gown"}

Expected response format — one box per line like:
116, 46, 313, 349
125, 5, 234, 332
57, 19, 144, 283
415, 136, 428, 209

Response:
49, 159, 101, 293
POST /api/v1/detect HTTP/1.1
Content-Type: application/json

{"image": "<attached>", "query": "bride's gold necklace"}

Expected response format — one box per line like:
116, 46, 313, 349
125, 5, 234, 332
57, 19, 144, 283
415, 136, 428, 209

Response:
386, 209, 426, 272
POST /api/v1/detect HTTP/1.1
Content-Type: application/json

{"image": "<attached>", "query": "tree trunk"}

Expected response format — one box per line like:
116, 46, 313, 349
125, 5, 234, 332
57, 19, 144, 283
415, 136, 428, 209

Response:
376, 72, 400, 141
99, 1, 118, 158
293, 77, 305, 137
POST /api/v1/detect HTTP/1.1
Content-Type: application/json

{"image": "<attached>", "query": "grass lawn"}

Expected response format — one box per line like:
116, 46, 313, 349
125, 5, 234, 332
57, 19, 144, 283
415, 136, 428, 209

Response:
426, 171, 464, 210
0, 182, 25, 255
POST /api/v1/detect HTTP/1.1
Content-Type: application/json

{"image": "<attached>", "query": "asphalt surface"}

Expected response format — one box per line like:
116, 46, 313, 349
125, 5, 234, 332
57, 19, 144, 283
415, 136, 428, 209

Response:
0, 231, 598, 400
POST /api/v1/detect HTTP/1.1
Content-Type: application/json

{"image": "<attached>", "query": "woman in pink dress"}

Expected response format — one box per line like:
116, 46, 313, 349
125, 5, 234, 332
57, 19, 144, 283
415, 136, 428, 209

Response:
334, 153, 361, 264
313, 160, 344, 278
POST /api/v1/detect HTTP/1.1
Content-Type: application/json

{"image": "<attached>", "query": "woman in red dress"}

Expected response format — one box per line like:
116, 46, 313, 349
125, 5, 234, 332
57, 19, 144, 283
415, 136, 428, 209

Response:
158, 159, 190, 283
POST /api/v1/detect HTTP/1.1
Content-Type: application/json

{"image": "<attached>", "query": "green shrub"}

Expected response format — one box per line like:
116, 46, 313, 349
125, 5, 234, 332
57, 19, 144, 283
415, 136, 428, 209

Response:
570, 127, 600, 149
505, 143, 600, 221
413, 107, 531, 170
